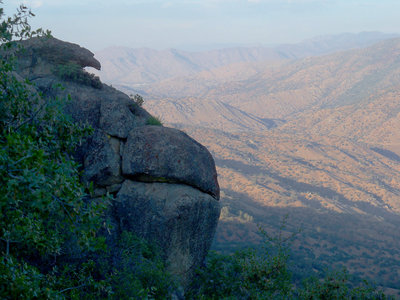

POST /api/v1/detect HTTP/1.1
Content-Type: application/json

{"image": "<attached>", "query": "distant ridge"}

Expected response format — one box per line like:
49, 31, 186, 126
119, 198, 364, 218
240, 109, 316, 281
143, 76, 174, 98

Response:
91, 31, 400, 291
92, 32, 399, 86
140, 36, 400, 139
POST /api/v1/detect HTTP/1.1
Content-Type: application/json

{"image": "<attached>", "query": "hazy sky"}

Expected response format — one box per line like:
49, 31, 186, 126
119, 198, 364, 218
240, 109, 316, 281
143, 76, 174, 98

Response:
4, 0, 400, 51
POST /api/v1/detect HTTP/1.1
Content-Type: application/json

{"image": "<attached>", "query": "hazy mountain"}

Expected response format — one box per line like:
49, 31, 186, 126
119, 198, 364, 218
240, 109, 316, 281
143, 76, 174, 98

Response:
96, 34, 400, 293
92, 32, 398, 86
275, 31, 400, 58
144, 37, 400, 292
143, 37, 400, 144
143, 97, 283, 132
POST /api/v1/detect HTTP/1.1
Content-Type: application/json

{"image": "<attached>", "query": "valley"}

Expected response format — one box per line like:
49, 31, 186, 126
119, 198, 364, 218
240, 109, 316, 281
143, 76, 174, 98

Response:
92, 33, 400, 293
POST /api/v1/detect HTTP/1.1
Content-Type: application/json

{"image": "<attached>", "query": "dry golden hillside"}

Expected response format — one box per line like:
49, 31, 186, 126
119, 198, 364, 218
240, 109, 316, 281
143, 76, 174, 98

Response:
177, 125, 400, 291
98, 37, 400, 291
140, 39, 400, 290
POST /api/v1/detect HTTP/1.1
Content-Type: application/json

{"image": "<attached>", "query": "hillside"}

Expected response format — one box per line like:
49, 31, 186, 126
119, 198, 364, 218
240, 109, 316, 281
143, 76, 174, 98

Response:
92, 32, 397, 87
178, 125, 400, 290
95, 35, 400, 292
143, 38, 400, 153
142, 98, 281, 132
142, 38, 400, 128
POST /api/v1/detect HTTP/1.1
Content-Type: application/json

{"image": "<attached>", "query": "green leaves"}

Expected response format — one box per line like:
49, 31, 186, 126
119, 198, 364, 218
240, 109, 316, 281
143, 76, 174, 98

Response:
0, 255, 61, 300
0, 1, 49, 44
0, 3, 110, 298
0, 117, 98, 257
189, 223, 295, 299
109, 232, 177, 299
146, 115, 163, 126
53, 63, 102, 89
188, 219, 390, 299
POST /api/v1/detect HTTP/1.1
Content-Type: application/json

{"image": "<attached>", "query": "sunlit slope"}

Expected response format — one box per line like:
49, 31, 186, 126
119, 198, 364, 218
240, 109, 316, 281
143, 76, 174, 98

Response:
181, 126, 400, 215
143, 97, 283, 132
96, 35, 400, 291
143, 38, 400, 137
179, 125, 400, 290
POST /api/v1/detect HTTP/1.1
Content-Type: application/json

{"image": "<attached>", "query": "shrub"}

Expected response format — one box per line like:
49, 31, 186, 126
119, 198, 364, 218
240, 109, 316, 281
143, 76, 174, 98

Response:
130, 93, 144, 107
0, 3, 110, 298
54, 62, 102, 89
108, 231, 177, 299
188, 218, 297, 299
146, 115, 163, 126
188, 218, 390, 299
297, 268, 389, 299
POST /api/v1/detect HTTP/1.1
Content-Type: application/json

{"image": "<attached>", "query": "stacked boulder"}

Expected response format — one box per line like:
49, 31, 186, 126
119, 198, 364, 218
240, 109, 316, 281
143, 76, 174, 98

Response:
13, 37, 220, 285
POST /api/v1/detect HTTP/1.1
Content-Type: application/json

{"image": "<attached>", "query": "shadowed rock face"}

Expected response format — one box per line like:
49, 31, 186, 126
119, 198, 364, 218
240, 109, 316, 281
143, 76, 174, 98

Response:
83, 130, 123, 187
116, 181, 220, 286
11, 36, 220, 287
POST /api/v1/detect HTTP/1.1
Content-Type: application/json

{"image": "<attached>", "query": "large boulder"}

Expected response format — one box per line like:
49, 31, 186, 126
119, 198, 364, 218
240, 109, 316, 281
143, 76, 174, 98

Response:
122, 126, 220, 199
15, 36, 101, 76
100, 97, 149, 138
10, 36, 221, 288
82, 130, 123, 187
116, 180, 220, 285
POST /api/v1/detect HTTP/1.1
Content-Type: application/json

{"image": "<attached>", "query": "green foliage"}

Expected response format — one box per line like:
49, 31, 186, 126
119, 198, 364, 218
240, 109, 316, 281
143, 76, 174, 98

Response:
0, 3, 111, 298
0, 3, 394, 299
0, 2, 49, 42
189, 217, 297, 299
0, 255, 113, 300
189, 218, 390, 299
0, 48, 106, 259
108, 231, 177, 299
47, 259, 113, 299
297, 269, 389, 299
54, 62, 102, 89
188, 250, 241, 299
146, 115, 163, 126
0, 255, 61, 299
130, 93, 144, 107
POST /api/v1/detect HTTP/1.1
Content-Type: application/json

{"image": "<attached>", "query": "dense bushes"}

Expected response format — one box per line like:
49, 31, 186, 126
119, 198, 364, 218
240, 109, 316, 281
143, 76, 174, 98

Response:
105, 232, 176, 299
0, 3, 112, 298
188, 224, 389, 299
54, 62, 102, 89
187, 218, 389, 299
0, 3, 394, 299
0, 4, 175, 298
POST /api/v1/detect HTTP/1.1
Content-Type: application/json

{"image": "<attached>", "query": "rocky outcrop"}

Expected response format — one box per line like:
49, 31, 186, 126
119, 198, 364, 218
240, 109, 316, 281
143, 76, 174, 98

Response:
83, 130, 123, 187
15, 36, 101, 74
116, 181, 220, 285
122, 126, 219, 198
11, 37, 220, 286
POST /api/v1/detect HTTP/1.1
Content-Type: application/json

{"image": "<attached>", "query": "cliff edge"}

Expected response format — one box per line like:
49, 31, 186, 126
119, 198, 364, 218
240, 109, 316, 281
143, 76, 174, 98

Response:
12, 36, 220, 286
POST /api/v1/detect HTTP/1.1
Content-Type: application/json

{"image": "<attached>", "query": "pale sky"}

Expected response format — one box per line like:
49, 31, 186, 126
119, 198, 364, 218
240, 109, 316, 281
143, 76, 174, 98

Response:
4, 0, 400, 51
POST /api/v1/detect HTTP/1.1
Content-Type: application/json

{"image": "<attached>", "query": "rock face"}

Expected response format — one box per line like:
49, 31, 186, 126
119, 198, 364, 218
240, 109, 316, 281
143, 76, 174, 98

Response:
12, 37, 220, 286
122, 126, 220, 198
116, 181, 220, 285
15, 36, 101, 73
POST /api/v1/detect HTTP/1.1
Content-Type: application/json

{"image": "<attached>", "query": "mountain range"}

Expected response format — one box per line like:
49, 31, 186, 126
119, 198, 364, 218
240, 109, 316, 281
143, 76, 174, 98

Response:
92, 32, 398, 87
90, 32, 400, 294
